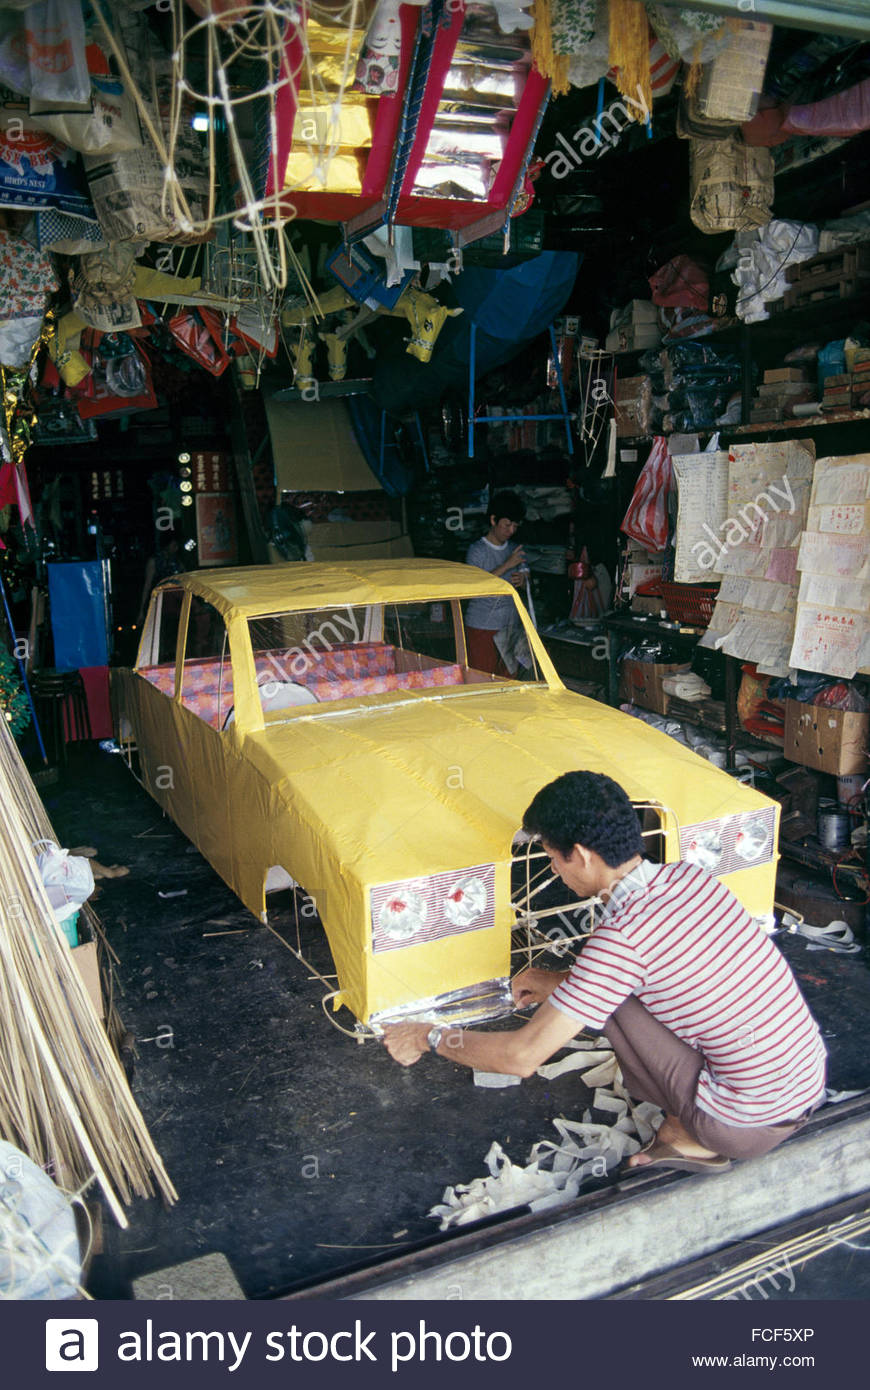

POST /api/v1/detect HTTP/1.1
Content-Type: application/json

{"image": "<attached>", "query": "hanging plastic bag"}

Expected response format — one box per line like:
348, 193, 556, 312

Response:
649, 254, 709, 311
620, 436, 674, 553
29, 73, 143, 156
168, 306, 233, 377
75, 336, 157, 419
569, 547, 609, 622
0, 0, 90, 104
34, 840, 94, 921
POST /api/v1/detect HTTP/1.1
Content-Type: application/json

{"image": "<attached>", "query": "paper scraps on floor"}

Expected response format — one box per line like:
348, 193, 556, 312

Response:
430, 1040, 663, 1230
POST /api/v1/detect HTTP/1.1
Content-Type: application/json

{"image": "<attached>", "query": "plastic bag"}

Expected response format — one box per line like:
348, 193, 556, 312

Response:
569, 548, 608, 621
649, 255, 709, 311
35, 839, 94, 920
30, 73, 143, 156
783, 76, 870, 141
0, 125, 96, 219
731, 219, 819, 322
168, 306, 233, 377
0, 0, 89, 104
75, 336, 157, 419
0, 314, 44, 368
0, 1140, 80, 1299
813, 682, 869, 713
620, 436, 674, 553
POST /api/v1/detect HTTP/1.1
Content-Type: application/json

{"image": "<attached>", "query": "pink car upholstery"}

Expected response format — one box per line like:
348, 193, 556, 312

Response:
138, 642, 465, 729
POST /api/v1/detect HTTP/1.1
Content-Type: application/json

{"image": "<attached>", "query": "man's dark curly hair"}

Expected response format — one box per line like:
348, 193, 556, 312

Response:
522, 771, 644, 867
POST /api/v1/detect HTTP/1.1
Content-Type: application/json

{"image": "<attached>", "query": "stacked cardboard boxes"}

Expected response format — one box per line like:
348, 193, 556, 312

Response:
605, 300, 661, 353
614, 374, 653, 438
619, 660, 692, 716
749, 366, 816, 423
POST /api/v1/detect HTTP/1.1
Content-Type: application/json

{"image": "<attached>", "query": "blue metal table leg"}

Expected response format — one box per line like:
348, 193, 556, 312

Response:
468, 321, 477, 458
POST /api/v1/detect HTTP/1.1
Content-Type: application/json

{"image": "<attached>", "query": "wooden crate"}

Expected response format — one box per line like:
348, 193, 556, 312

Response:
785, 244, 870, 285
774, 245, 870, 311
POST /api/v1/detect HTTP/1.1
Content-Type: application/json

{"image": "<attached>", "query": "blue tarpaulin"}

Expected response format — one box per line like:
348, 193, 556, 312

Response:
366, 250, 580, 419
47, 561, 110, 670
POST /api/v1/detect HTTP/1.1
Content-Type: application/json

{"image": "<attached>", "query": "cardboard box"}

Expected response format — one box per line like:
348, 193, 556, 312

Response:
71, 940, 104, 1019
305, 520, 413, 562
763, 367, 809, 384
631, 595, 665, 616
615, 374, 652, 437
605, 323, 661, 353
619, 660, 691, 716
609, 299, 659, 330
758, 380, 813, 396
784, 699, 869, 776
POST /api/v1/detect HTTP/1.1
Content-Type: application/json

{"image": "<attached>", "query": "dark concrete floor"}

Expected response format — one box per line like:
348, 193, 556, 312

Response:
38, 744, 870, 1300
43, 745, 604, 1298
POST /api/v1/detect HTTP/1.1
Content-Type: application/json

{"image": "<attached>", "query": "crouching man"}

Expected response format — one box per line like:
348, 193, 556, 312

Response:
383, 771, 826, 1174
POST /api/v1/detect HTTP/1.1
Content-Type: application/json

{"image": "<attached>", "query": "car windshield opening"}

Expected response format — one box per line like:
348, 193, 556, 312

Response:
246, 599, 543, 717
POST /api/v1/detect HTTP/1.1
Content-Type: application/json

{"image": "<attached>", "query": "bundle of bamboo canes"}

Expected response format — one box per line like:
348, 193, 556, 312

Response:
0, 716, 176, 1227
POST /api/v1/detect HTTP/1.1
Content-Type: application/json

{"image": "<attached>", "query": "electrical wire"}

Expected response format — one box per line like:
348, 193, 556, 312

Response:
733, 220, 812, 309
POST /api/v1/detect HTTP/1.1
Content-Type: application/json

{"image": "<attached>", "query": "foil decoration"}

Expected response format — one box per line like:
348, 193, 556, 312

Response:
292, 103, 375, 148
734, 817, 771, 863
411, 17, 531, 202
284, 151, 365, 193
369, 977, 515, 1032
444, 874, 488, 928
683, 825, 724, 873
285, 14, 375, 195
441, 63, 524, 108
378, 886, 428, 941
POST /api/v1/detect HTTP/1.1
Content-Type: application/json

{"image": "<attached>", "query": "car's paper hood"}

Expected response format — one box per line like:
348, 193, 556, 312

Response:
243, 685, 774, 885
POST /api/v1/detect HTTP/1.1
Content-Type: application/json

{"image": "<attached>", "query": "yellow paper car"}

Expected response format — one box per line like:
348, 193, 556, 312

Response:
112, 559, 780, 1029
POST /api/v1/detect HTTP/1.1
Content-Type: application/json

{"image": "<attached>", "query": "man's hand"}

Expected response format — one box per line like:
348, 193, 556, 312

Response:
511, 966, 570, 1009
382, 1021, 431, 1067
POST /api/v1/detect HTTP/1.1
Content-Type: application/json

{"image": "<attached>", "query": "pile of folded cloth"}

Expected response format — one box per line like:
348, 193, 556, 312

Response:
661, 671, 711, 702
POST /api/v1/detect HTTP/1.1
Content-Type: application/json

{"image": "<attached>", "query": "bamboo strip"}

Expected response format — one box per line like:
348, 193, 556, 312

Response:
0, 716, 177, 1222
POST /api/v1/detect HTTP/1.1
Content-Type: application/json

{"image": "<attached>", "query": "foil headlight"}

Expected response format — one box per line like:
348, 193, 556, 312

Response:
679, 806, 776, 877
734, 816, 771, 863
378, 889, 428, 941
371, 864, 495, 953
444, 875, 487, 927
683, 827, 724, 873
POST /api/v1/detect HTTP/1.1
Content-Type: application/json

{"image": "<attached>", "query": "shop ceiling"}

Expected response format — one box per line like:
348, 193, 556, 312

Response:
655, 0, 870, 40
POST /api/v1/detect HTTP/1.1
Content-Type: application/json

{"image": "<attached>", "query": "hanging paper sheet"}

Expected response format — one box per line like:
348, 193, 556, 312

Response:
672, 450, 728, 583
789, 453, 870, 678
699, 439, 815, 676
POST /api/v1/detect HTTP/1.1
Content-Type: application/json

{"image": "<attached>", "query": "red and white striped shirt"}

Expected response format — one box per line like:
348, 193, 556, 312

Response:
549, 860, 827, 1127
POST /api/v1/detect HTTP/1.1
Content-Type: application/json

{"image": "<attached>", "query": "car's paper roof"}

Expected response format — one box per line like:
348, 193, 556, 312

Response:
158, 558, 515, 619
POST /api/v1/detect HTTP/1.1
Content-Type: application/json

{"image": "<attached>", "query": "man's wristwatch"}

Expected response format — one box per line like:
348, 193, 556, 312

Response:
426, 1025, 444, 1053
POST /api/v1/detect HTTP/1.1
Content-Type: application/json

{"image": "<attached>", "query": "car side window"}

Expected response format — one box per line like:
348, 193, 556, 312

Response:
181, 596, 233, 729
136, 585, 184, 696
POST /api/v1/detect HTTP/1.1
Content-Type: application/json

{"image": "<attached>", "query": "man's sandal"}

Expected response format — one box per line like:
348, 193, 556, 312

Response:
623, 1140, 732, 1175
